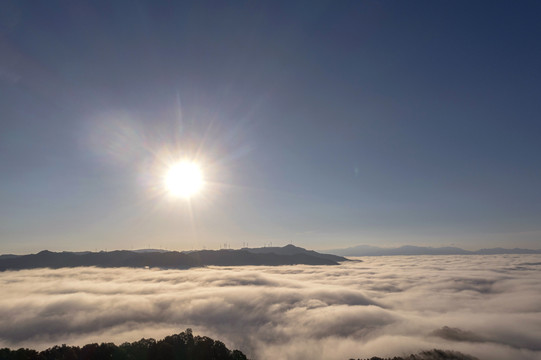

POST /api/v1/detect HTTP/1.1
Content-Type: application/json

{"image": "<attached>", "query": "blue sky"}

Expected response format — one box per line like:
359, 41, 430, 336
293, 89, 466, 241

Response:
1, 1, 540, 253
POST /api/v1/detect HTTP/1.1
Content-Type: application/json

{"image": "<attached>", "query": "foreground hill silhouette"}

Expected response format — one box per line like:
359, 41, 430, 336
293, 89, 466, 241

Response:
0, 245, 347, 271
0, 329, 247, 360
0, 332, 478, 360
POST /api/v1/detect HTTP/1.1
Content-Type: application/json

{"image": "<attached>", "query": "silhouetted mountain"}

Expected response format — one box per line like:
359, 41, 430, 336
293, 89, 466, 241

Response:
327, 244, 541, 256
243, 244, 348, 262
328, 245, 471, 256
0, 246, 342, 271
0, 329, 247, 360
187, 248, 340, 266
133, 248, 169, 253
474, 247, 541, 255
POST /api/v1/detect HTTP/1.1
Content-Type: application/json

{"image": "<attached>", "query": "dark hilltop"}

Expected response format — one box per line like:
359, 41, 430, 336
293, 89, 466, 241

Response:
0, 245, 349, 271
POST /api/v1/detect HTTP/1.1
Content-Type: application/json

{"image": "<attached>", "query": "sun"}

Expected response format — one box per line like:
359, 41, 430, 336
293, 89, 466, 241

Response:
165, 161, 204, 198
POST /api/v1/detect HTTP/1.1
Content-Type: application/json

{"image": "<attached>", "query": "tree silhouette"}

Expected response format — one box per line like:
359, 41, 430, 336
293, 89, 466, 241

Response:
0, 330, 247, 360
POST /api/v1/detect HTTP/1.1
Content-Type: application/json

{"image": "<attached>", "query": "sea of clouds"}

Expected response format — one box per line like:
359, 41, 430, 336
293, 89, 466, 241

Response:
1, 255, 540, 360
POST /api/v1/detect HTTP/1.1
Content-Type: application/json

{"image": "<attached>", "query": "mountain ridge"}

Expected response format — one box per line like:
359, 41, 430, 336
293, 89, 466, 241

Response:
326, 244, 541, 256
241, 244, 347, 262
0, 245, 346, 271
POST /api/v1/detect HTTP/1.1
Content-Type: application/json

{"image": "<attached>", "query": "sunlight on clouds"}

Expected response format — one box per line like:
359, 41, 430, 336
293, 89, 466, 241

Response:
1, 255, 540, 360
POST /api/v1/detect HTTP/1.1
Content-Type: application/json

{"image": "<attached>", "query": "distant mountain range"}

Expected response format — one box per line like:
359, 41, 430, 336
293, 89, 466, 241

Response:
326, 244, 541, 257
0, 245, 347, 271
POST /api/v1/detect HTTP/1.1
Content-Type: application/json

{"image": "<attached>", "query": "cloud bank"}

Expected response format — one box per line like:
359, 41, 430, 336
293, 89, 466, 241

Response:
1, 255, 540, 360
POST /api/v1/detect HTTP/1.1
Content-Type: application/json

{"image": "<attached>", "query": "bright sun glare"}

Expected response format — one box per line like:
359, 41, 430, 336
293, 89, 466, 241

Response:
165, 161, 204, 199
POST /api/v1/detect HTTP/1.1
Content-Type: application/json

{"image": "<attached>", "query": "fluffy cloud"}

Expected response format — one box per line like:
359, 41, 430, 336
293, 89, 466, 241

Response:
0, 255, 540, 360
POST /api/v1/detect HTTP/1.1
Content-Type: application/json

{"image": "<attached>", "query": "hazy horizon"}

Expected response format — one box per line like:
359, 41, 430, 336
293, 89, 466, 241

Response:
3, 242, 541, 257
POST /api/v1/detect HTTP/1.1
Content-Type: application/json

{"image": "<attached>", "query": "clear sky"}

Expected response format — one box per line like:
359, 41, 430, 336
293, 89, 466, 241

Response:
1, 1, 540, 253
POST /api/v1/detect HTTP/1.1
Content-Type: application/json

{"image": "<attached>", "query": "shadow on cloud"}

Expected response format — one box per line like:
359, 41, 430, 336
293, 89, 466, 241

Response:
0, 255, 540, 360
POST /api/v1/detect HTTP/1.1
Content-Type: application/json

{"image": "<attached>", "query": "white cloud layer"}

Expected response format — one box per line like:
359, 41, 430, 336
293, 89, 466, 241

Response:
1, 255, 540, 360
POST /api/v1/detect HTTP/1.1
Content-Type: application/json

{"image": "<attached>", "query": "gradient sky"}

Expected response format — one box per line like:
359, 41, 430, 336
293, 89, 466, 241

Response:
1, 1, 540, 253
